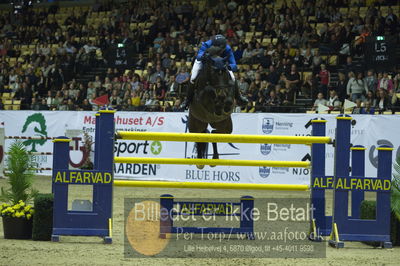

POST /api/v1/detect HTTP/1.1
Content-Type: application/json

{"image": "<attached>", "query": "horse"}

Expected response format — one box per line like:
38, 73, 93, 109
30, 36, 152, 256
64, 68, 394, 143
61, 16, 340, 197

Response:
188, 46, 236, 169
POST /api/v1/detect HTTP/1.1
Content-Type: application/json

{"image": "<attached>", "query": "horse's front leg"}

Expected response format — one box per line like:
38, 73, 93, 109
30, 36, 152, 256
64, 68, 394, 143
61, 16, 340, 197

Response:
188, 112, 208, 169
209, 117, 233, 167
209, 130, 219, 167
196, 142, 207, 159
211, 141, 219, 160
196, 142, 207, 169
196, 129, 208, 169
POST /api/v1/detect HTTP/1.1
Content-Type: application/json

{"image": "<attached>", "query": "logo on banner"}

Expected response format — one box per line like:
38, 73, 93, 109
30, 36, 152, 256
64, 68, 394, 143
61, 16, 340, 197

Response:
262, 118, 274, 134
115, 141, 163, 156
369, 139, 400, 168
260, 144, 272, 155
150, 141, 162, 155
21, 113, 48, 152
114, 163, 159, 176
259, 167, 271, 178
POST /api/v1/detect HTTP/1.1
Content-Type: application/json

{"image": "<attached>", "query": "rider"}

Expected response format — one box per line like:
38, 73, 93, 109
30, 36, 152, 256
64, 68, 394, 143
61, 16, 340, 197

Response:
181, 34, 248, 109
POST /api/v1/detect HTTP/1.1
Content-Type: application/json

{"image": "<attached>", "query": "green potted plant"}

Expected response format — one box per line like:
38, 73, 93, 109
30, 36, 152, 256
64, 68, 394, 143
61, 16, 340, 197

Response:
392, 155, 400, 218
361, 154, 400, 246
0, 141, 38, 239
391, 154, 400, 244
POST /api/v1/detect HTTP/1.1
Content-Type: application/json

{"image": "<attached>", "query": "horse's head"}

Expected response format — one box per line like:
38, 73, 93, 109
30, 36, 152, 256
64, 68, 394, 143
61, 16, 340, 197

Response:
206, 45, 224, 57
203, 46, 227, 72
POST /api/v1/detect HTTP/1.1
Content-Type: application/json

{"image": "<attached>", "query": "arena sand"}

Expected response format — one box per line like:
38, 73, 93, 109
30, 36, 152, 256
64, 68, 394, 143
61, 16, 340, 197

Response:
0, 176, 398, 266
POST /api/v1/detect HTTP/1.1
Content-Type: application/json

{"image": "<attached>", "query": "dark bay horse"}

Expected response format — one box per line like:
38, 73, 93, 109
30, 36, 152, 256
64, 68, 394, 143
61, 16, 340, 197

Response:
188, 46, 236, 169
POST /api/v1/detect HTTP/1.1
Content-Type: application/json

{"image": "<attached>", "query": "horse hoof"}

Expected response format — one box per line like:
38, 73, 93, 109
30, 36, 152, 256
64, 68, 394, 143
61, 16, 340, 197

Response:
196, 165, 205, 169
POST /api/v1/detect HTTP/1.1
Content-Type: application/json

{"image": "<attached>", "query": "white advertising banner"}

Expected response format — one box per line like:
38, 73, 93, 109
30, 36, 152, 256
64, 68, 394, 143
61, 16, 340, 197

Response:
0, 111, 399, 185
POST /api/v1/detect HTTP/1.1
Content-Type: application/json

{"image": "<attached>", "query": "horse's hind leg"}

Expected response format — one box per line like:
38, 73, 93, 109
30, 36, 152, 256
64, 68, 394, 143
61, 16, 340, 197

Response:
210, 117, 233, 167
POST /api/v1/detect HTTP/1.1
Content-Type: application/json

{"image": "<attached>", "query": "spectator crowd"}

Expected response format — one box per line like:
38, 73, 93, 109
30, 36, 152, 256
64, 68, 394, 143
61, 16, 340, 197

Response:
0, 0, 399, 114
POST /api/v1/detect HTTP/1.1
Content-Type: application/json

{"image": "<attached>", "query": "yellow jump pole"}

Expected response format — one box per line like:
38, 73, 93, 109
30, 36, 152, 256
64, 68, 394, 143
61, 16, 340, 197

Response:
114, 157, 310, 168
114, 180, 309, 191
116, 131, 331, 145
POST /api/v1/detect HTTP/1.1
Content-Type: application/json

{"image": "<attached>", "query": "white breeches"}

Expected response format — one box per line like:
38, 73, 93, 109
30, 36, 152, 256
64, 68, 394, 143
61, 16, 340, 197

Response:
228, 70, 235, 81
190, 60, 202, 83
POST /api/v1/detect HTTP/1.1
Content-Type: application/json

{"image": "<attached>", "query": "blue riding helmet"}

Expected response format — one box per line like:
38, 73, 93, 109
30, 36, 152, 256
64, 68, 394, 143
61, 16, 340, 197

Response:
213, 35, 227, 48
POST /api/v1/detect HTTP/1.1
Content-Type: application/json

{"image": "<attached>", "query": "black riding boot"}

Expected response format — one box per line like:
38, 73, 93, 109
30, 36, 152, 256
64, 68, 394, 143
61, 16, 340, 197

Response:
181, 83, 195, 109
234, 85, 248, 107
